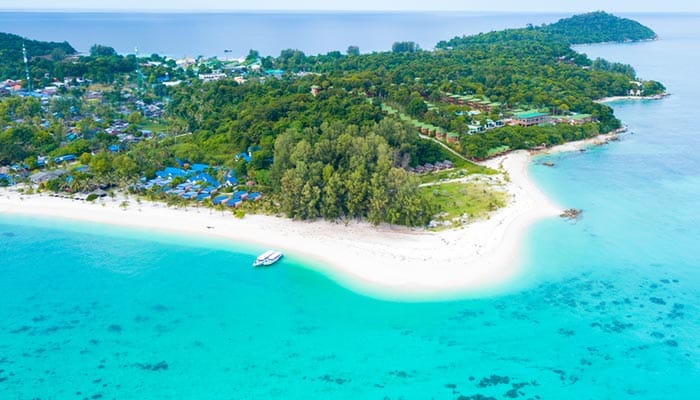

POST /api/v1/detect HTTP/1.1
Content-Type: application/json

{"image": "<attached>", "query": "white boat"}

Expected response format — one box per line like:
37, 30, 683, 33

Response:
253, 250, 284, 267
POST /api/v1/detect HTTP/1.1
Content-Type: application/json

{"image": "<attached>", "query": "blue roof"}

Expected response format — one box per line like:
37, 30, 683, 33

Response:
187, 172, 219, 187
189, 163, 209, 172
225, 198, 242, 207
108, 144, 120, 152
54, 154, 76, 164
233, 190, 249, 197
247, 192, 262, 201
157, 167, 188, 178
212, 195, 229, 205
224, 174, 238, 185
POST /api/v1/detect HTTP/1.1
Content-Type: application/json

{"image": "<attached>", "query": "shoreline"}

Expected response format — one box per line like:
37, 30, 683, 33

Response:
595, 93, 669, 103
533, 128, 625, 155
0, 131, 620, 301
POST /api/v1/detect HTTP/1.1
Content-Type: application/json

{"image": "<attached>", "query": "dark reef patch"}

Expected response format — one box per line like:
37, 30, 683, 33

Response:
590, 319, 633, 333
649, 297, 666, 305
667, 303, 685, 319
151, 304, 170, 312
457, 394, 498, 400
477, 375, 510, 388
10, 325, 31, 334
557, 328, 575, 337
318, 374, 349, 385
134, 361, 168, 371
388, 370, 411, 378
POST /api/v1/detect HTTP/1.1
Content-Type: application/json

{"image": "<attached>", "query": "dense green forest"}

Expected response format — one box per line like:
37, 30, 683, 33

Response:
0, 12, 667, 226
541, 11, 657, 44
0, 32, 76, 81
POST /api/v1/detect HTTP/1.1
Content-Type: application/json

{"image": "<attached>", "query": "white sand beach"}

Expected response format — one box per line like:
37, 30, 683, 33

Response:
595, 93, 669, 103
0, 145, 599, 300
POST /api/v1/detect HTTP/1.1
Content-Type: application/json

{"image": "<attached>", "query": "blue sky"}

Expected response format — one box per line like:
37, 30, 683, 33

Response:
4, 0, 700, 12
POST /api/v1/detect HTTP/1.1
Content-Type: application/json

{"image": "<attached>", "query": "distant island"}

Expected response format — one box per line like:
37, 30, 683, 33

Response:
0, 11, 665, 229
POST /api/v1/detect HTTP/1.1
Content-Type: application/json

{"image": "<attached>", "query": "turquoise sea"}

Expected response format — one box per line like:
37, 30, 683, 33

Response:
2, 13, 700, 400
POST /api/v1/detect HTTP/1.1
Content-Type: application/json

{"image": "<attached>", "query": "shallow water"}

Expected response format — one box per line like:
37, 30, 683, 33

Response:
2, 12, 700, 400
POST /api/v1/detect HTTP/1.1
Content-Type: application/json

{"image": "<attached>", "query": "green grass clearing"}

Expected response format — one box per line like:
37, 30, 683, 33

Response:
423, 181, 507, 229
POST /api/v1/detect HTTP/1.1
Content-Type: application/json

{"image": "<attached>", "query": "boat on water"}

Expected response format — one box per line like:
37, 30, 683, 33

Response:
253, 250, 283, 267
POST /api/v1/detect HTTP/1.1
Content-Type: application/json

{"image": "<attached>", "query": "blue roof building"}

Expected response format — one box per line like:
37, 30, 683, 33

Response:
54, 154, 77, 164
189, 163, 209, 172
0, 174, 14, 185
225, 198, 242, 208
235, 152, 252, 163
156, 167, 188, 178
224, 173, 238, 187
196, 193, 211, 202
233, 190, 249, 200
212, 195, 229, 205
187, 173, 219, 187
247, 192, 262, 201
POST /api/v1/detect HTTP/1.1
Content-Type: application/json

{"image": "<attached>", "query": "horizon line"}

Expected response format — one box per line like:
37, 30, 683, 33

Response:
1, 8, 698, 14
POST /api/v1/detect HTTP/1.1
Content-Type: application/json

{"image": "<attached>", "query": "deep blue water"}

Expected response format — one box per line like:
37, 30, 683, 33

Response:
0, 12, 570, 57
1, 12, 700, 400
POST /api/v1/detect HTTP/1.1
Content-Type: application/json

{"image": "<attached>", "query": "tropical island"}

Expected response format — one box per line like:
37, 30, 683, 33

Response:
0, 11, 665, 297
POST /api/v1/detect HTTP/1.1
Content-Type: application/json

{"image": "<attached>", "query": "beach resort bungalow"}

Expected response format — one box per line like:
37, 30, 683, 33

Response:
0, 173, 14, 186
225, 197, 243, 208
223, 173, 238, 187
186, 173, 220, 187
446, 132, 460, 144
468, 124, 484, 134
512, 110, 551, 127
198, 72, 227, 82
247, 192, 262, 201
53, 154, 77, 164
156, 167, 188, 179
30, 170, 67, 184
212, 195, 230, 206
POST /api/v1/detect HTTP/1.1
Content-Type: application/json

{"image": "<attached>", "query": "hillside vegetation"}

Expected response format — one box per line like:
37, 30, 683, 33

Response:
0, 32, 76, 81
0, 12, 666, 226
